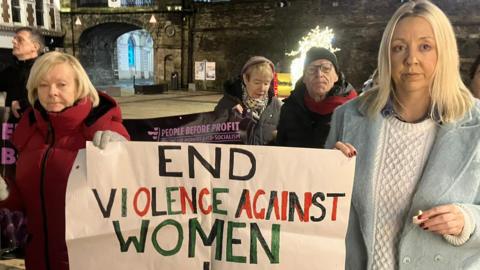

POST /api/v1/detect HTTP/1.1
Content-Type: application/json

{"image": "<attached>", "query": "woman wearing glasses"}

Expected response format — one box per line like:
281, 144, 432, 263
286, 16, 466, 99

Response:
276, 47, 357, 148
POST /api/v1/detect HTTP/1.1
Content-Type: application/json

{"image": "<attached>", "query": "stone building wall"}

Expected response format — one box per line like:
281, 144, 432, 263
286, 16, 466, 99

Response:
192, 0, 480, 90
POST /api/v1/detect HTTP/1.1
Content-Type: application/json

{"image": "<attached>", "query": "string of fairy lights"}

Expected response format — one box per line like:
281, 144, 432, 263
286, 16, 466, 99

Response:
287, 26, 340, 85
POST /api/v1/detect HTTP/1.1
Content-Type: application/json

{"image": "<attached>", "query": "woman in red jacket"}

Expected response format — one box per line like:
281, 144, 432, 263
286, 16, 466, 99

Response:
0, 51, 130, 270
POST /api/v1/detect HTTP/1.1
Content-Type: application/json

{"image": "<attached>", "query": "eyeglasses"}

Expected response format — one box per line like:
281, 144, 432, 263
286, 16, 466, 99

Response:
305, 63, 334, 75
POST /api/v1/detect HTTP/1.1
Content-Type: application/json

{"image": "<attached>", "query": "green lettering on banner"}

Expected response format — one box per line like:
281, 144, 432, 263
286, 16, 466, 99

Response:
151, 219, 183, 256
226, 221, 247, 263
250, 223, 280, 264
121, 188, 127, 217
212, 188, 229, 215
166, 187, 182, 215
113, 220, 149, 252
188, 218, 224, 260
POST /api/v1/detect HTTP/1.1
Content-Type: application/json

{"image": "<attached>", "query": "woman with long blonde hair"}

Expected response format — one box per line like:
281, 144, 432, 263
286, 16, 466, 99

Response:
328, 1, 480, 269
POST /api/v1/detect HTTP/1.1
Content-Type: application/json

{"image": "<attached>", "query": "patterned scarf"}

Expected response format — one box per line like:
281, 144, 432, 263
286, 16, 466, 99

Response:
242, 84, 268, 120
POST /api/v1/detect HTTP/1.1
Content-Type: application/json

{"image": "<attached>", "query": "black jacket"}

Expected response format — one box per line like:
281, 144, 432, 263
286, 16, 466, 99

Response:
276, 78, 356, 148
0, 57, 37, 112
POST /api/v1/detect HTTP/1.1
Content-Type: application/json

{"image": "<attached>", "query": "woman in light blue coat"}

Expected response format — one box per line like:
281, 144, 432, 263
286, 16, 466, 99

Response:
327, 1, 480, 269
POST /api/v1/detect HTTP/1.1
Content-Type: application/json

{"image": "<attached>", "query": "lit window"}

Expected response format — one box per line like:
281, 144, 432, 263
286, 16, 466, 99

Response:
128, 37, 135, 68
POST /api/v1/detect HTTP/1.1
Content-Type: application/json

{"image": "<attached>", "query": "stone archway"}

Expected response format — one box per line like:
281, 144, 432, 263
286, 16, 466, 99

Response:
64, 12, 187, 89
77, 22, 141, 86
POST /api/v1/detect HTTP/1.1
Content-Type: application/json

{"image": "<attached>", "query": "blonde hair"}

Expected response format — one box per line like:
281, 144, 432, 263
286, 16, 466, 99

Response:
362, 0, 473, 123
27, 51, 100, 107
243, 62, 273, 82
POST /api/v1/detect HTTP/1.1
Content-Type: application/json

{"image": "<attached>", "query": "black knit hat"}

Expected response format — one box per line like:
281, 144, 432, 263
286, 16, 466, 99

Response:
304, 47, 339, 74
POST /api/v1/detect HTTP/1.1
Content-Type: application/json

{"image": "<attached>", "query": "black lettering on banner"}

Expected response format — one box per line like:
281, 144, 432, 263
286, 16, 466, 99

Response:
92, 188, 117, 218
229, 148, 256, 181
158, 145, 182, 177
188, 145, 221, 178
311, 192, 326, 222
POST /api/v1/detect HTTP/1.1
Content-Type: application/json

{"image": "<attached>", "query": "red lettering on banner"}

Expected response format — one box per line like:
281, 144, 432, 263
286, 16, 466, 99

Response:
179, 186, 195, 214
237, 190, 253, 219
199, 188, 212, 215
301, 192, 312, 222
281, 191, 288, 221
331, 196, 339, 221
134, 187, 151, 217
253, 189, 265, 219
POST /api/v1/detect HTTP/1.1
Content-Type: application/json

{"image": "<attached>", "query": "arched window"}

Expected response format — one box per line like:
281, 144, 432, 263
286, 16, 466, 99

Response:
128, 36, 135, 68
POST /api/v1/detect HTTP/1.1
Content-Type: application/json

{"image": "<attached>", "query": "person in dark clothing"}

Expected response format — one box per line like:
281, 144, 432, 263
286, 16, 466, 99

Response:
276, 47, 357, 148
0, 27, 44, 120
215, 56, 282, 145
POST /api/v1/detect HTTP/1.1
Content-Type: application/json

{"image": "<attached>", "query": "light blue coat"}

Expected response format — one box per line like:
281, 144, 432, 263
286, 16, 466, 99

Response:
326, 97, 480, 270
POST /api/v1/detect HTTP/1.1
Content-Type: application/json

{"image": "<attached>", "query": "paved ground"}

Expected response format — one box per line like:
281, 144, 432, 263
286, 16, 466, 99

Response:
0, 259, 24, 269
114, 90, 223, 119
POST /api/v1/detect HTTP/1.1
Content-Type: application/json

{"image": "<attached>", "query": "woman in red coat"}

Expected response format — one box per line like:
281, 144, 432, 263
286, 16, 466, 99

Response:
0, 51, 130, 270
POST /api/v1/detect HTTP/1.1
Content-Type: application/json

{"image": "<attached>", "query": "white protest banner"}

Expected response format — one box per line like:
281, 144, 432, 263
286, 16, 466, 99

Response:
66, 142, 355, 269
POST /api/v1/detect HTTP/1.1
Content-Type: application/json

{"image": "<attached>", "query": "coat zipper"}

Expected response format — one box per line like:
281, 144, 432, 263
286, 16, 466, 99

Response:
39, 122, 54, 270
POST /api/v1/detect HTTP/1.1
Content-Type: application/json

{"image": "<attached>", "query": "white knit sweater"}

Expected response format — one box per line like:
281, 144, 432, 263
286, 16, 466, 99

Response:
371, 116, 438, 270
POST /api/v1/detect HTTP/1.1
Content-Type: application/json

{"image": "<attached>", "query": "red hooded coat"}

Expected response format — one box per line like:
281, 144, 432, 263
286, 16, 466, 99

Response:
3, 93, 129, 270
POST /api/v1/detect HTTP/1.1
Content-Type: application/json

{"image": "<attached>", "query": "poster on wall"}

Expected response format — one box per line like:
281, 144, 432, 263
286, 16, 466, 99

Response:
65, 142, 356, 270
195, 61, 206, 80
206, 62, 216, 80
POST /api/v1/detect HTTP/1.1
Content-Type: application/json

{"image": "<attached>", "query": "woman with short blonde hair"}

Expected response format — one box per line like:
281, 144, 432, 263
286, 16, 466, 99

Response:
0, 51, 129, 270
242, 61, 274, 82
215, 56, 282, 145
27, 51, 100, 107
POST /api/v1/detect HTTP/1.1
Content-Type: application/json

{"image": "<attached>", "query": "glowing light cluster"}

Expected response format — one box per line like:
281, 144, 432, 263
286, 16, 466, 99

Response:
287, 26, 340, 85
